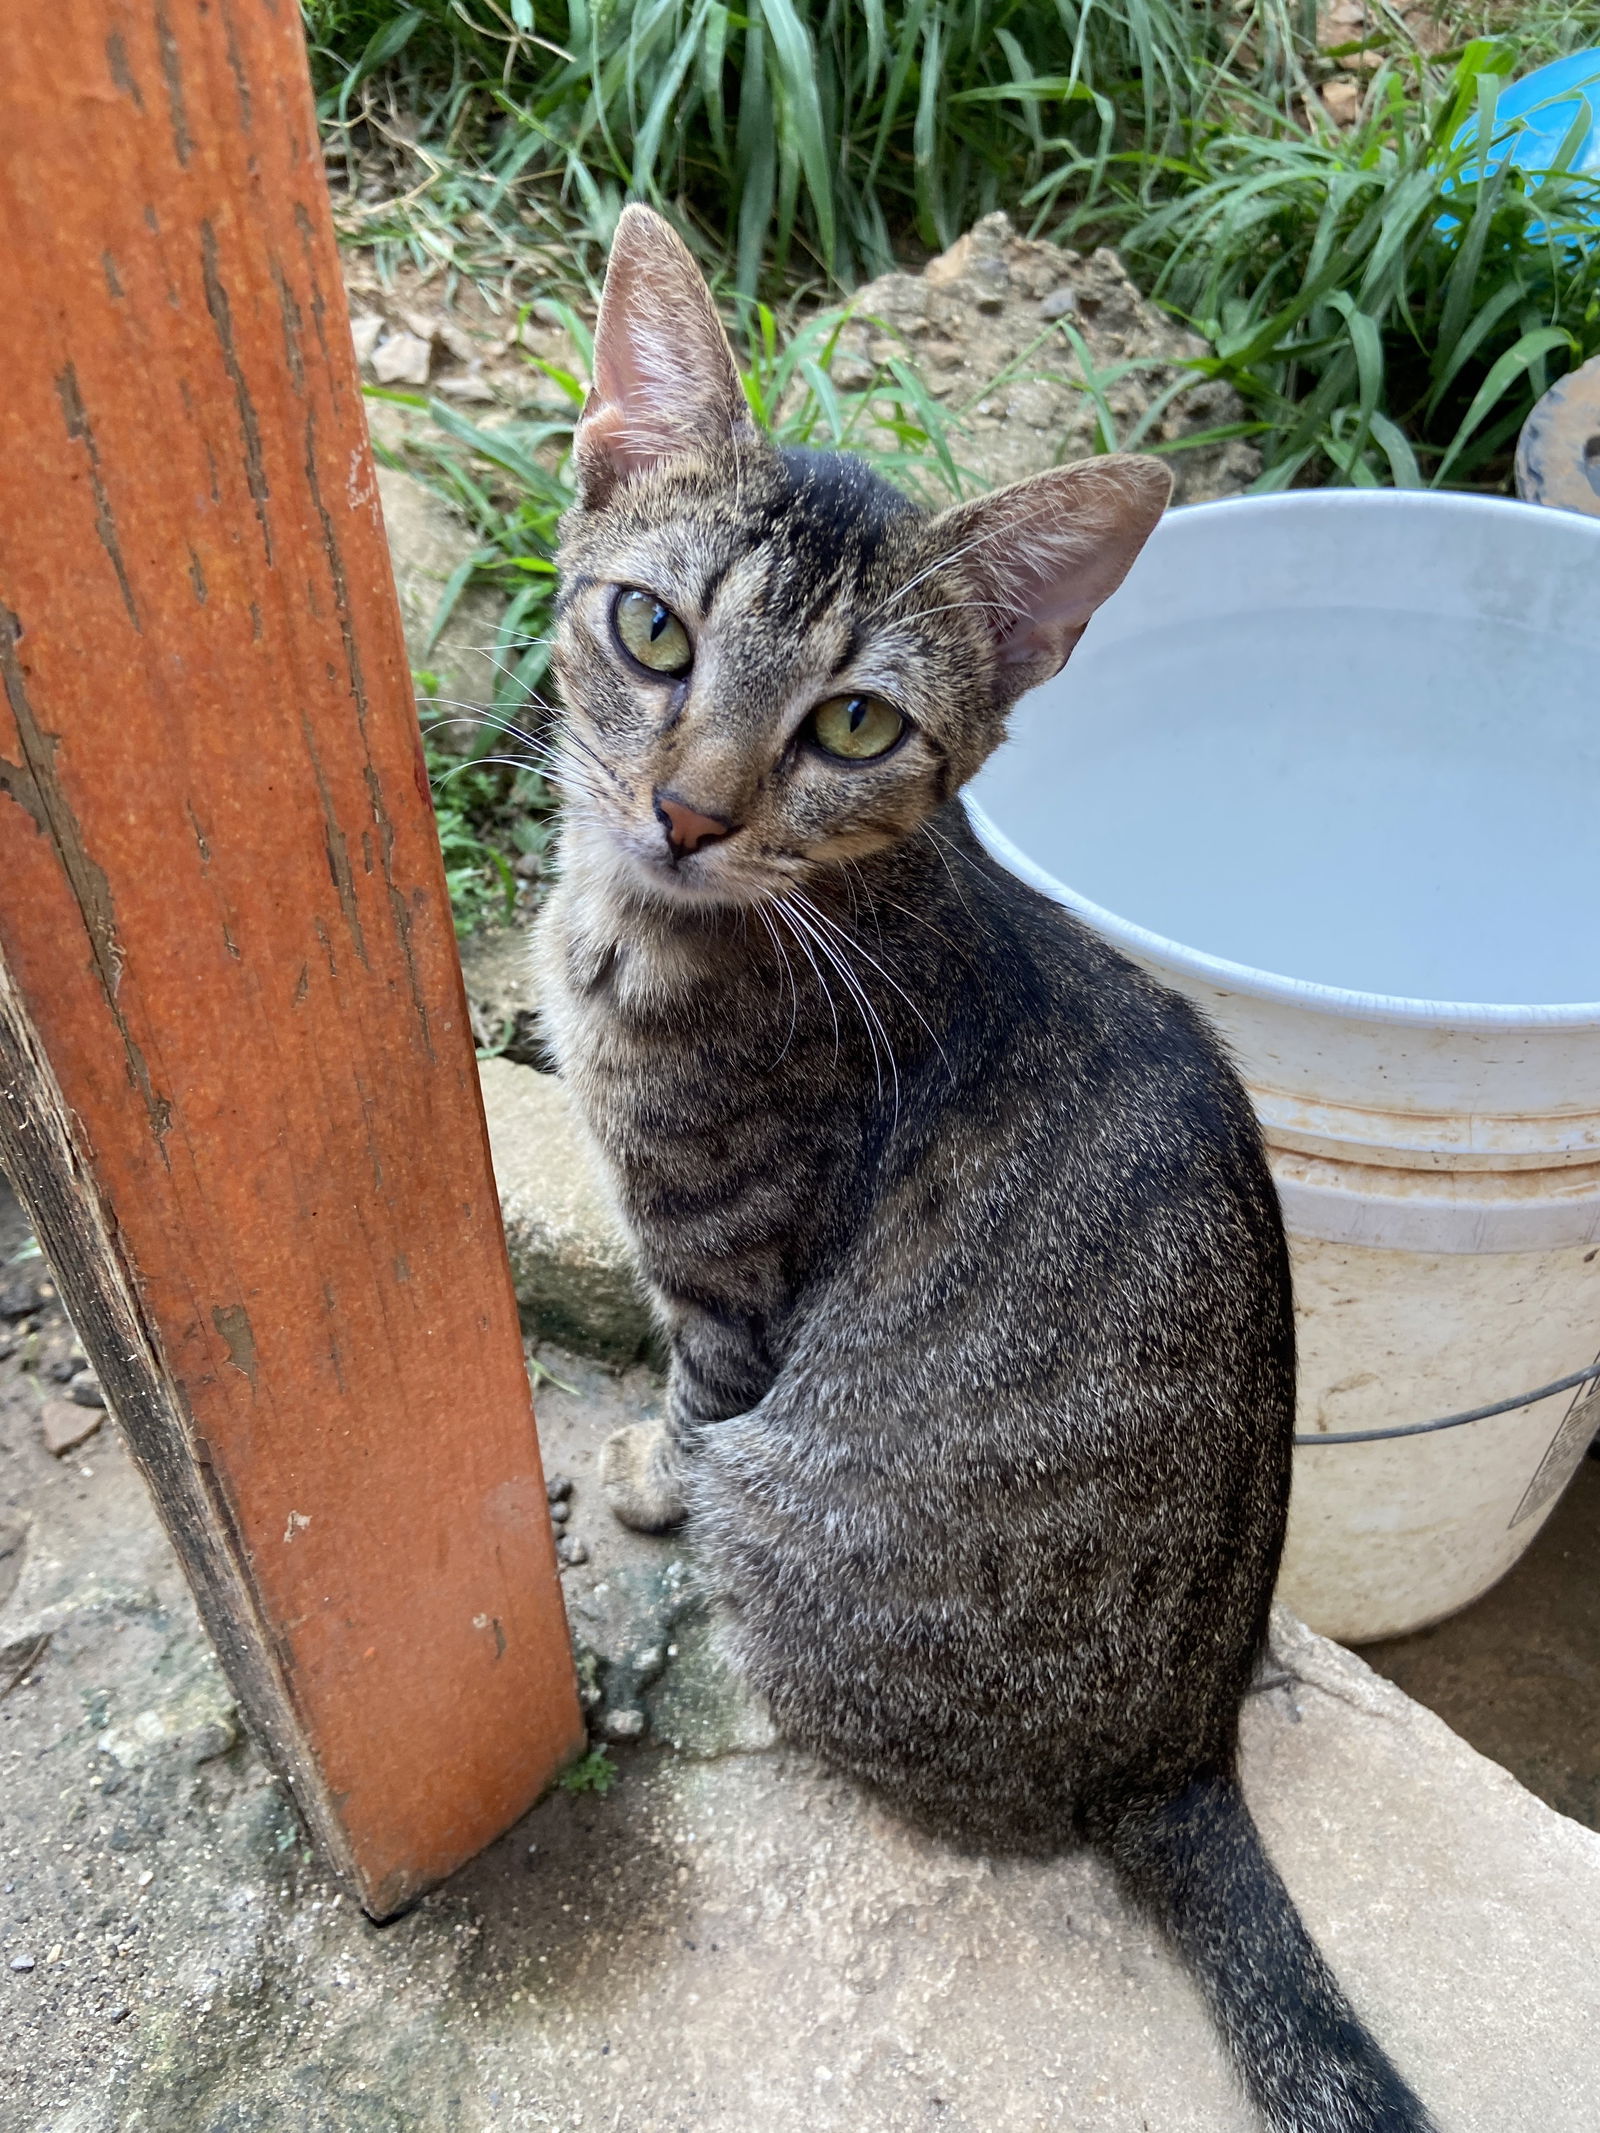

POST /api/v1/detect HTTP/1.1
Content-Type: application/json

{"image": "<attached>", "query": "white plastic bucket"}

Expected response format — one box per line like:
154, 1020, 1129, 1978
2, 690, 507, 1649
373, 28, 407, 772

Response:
968, 490, 1600, 1642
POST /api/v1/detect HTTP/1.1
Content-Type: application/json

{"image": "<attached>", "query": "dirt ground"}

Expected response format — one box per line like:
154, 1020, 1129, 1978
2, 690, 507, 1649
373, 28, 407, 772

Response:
1359, 1452, 1600, 1829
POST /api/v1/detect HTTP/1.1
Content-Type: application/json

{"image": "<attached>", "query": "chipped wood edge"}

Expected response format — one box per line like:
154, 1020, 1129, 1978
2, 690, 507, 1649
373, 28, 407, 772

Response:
0, 938, 367, 1904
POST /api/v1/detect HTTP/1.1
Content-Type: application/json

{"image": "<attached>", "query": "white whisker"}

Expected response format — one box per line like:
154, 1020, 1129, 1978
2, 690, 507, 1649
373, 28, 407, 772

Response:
869, 528, 997, 618
766, 894, 841, 1063
788, 889, 948, 1075
421, 708, 546, 750
462, 633, 556, 654
776, 894, 897, 1121
921, 819, 989, 903
753, 903, 801, 1068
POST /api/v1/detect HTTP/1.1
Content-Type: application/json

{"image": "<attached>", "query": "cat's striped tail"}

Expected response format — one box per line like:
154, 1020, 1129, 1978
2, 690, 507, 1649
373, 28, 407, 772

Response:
1104, 1775, 1437, 2133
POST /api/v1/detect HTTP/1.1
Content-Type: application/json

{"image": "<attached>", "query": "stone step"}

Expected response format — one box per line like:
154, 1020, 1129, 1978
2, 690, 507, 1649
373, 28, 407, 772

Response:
481, 1053, 654, 1361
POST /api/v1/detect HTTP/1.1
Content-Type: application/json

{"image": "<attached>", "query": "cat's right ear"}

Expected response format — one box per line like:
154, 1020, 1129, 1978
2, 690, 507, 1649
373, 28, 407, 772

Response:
573, 205, 757, 510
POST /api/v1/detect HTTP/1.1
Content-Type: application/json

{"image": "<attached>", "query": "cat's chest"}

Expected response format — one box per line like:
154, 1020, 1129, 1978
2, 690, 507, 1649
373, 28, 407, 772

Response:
534, 882, 801, 1154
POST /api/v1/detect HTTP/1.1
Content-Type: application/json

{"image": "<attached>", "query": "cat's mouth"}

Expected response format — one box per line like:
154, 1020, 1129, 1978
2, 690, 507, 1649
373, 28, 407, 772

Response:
595, 812, 779, 912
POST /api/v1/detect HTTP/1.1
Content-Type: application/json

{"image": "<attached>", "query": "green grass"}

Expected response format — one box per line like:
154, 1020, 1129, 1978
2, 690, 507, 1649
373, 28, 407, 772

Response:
318, 7, 1600, 920
422, 715, 551, 931
557, 1746, 618, 1795
304, 0, 1319, 294
1083, 43, 1600, 489
315, 3, 1600, 500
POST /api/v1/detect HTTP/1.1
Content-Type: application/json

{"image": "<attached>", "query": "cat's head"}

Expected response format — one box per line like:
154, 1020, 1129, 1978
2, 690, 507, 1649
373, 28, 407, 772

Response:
551, 205, 1169, 911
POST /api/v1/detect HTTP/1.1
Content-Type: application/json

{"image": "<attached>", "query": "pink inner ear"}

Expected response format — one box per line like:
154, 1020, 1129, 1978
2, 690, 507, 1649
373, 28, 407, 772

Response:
950, 458, 1172, 674
577, 398, 656, 484
576, 208, 752, 497
996, 611, 1090, 667
992, 545, 1108, 664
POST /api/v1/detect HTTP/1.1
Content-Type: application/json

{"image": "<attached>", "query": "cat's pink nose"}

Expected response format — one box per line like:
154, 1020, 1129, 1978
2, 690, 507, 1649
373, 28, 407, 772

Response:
654, 790, 735, 859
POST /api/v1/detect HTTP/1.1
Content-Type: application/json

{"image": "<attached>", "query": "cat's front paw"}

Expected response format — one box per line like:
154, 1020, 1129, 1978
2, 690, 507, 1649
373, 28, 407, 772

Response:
599, 1421, 689, 1534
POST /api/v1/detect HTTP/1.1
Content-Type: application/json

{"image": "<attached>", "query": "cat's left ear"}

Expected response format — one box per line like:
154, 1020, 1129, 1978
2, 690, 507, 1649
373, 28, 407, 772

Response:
928, 455, 1172, 693
574, 204, 757, 509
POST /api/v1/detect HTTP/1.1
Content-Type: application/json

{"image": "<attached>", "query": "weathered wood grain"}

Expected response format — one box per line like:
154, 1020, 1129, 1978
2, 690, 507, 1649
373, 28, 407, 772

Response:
0, 0, 583, 1918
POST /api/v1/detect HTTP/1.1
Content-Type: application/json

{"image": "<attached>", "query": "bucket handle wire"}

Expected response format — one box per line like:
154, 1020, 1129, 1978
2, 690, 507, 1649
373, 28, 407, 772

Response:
1295, 1359, 1600, 1446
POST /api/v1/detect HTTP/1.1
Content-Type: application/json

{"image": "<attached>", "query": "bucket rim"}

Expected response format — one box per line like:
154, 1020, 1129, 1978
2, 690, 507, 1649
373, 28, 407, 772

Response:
967, 801, 1600, 1031
1163, 484, 1600, 540
970, 488, 1600, 1030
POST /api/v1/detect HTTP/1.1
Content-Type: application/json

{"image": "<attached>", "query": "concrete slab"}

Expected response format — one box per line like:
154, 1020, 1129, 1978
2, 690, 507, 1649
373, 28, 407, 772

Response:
3, 1263, 1600, 2131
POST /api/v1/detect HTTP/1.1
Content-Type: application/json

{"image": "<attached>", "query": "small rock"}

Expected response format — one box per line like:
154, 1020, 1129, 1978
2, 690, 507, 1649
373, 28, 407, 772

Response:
40, 1399, 102, 1457
830, 353, 875, 392
1319, 79, 1362, 125
66, 1369, 106, 1410
481, 1059, 659, 1360
108, 2005, 131, 2023
10, 1955, 35, 1973
0, 1265, 52, 1319
1039, 287, 1077, 320
371, 331, 433, 387
1007, 381, 1060, 430
549, 1498, 571, 1525
436, 321, 479, 365
574, 1647, 604, 1712
530, 298, 566, 327
599, 1707, 644, 1743
558, 1535, 589, 1567
437, 370, 498, 404
188, 1715, 239, 1765
348, 313, 385, 366
546, 1473, 573, 1503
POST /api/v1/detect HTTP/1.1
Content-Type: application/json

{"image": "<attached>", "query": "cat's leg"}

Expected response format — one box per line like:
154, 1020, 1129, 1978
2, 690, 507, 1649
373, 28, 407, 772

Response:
601, 1309, 774, 1534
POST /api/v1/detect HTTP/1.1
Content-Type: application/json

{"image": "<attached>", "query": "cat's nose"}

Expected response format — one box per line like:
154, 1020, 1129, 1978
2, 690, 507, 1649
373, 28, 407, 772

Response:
654, 789, 736, 859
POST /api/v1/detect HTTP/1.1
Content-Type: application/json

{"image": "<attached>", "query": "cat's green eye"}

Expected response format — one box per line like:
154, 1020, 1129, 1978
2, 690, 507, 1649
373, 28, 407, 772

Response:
807, 693, 906, 763
613, 587, 693, 677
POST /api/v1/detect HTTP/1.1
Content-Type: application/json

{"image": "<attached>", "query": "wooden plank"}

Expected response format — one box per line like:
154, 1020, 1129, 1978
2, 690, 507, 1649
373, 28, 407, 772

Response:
0, 0, 584, 1918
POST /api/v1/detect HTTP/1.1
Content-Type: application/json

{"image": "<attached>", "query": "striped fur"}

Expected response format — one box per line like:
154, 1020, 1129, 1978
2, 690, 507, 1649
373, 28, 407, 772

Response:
530, 206, 1436, 2133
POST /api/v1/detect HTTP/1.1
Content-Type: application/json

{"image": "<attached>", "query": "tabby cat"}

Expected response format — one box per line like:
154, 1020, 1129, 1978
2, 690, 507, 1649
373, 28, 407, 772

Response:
532, 204, 1435, 2133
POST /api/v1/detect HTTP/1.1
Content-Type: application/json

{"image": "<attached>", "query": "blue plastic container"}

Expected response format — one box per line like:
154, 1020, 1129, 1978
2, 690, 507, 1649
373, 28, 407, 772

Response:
1441, 48, 1600, 238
